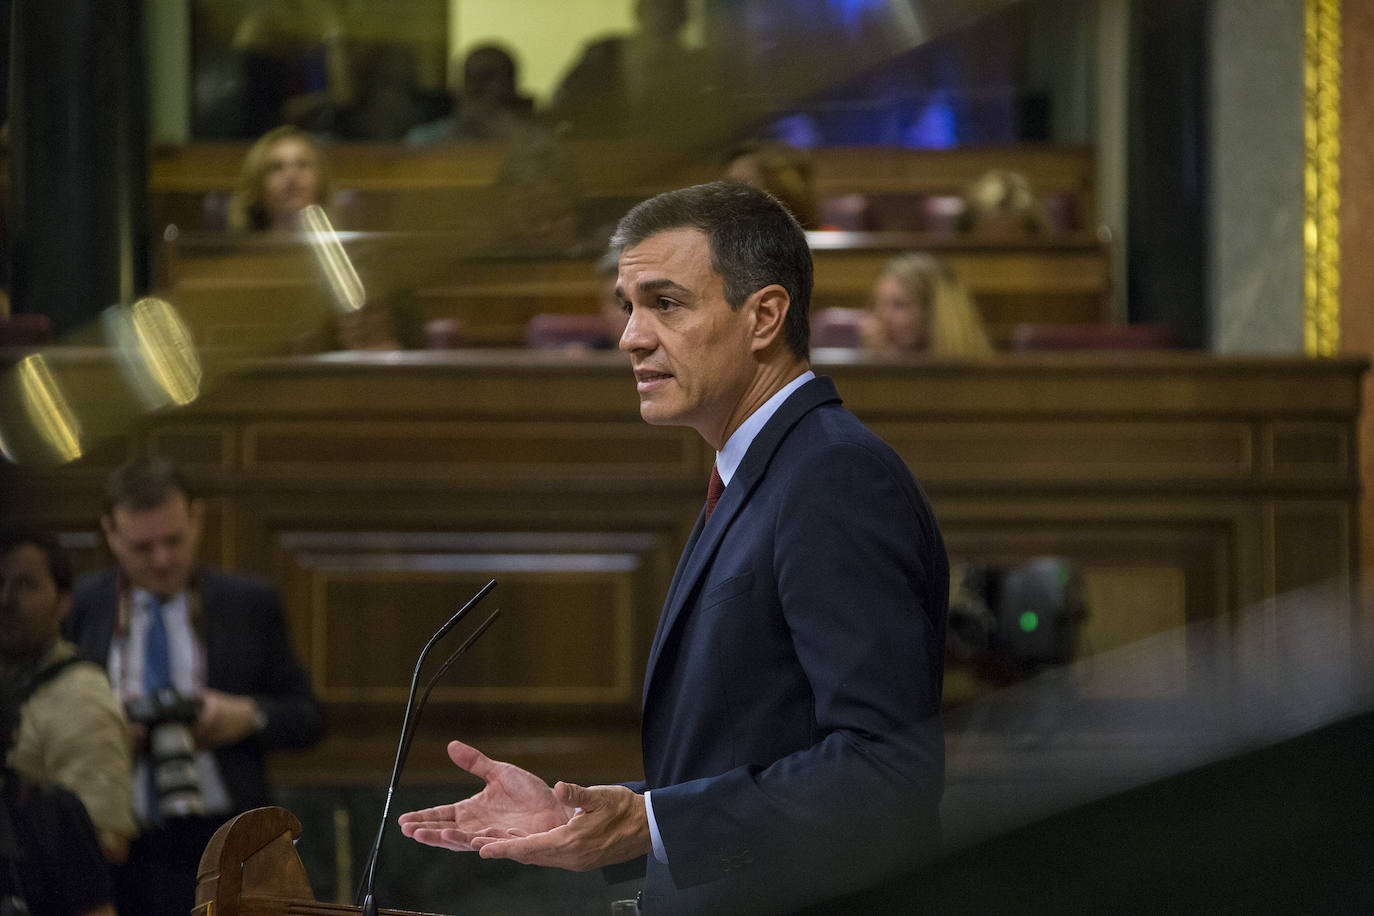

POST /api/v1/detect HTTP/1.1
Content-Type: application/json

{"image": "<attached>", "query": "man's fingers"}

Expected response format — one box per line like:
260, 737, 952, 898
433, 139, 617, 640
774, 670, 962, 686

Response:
405, 827, 474, 852
447, 740, 496, 779
398, 818, 449, 837
398, 804, 453, 826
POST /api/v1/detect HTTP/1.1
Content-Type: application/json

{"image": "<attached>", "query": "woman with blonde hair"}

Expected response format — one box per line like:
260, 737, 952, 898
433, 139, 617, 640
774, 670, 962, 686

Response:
228, 125, 333, 232
862, 252, 994, 357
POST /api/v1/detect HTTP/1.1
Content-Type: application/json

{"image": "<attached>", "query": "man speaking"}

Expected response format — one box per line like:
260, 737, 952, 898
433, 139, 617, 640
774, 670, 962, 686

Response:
401, 182, 947, 913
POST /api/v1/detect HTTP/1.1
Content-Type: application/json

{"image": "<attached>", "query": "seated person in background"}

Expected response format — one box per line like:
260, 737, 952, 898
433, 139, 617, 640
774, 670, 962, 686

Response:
0, 693, 117, 915
956, 168, 1053, 237
546, 0, 712, 138
65, 457, 324, 916
0, 525, 135, 864
862, 253, 994, 358
491, 137, 588, 255
723, 139, 823, 230
226, 126, 412, 351
597, 247, 630, 344
228, 124, 333, 233
525, 249, 628, 351
406, 43, 536, 145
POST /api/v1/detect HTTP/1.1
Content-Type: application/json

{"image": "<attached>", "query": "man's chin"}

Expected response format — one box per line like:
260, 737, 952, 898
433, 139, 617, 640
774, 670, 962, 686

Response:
637, 402, 679, 427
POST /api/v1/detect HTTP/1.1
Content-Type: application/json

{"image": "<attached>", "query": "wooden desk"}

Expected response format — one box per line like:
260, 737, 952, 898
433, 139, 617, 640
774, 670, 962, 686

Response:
141, 142, 1097, 234
7, 350, 1362, 785
155, 229, 1111, 349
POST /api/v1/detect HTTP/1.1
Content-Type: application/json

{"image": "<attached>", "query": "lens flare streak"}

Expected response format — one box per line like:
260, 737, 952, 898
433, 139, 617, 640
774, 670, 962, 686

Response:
301, 203, 366, 313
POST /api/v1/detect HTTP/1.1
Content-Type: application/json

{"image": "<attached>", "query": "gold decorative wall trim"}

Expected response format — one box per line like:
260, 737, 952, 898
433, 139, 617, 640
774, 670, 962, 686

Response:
1304, 0, 1341, 356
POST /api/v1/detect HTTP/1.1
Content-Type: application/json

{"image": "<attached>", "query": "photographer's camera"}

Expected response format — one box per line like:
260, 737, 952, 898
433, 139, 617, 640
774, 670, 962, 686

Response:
125, 688, 206, 819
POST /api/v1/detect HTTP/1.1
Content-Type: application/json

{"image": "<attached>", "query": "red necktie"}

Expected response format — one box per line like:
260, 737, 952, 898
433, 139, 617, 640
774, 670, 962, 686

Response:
704, 464, 725, 520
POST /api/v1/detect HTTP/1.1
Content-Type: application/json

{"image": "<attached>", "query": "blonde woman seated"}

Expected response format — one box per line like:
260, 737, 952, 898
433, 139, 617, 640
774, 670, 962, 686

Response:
228, 125, 333, 233
861, 253, 994, 358
229, 126, 410, 350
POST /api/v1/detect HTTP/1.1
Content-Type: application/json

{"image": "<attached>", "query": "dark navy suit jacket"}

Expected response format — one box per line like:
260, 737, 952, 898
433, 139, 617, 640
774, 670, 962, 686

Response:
65, 567, 324, 815
630, 375, 948, 914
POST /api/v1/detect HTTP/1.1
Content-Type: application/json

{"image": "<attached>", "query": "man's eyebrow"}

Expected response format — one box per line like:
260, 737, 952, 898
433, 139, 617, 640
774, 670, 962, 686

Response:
633, 278, 692, 297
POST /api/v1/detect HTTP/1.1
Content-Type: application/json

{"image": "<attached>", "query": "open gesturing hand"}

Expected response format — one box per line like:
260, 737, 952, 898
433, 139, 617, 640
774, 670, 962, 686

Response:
469, 781, 651, 872
398, 741, 573, 852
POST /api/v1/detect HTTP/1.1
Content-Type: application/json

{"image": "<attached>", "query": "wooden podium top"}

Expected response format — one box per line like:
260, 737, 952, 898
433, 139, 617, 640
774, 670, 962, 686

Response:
194, 807, 447, 916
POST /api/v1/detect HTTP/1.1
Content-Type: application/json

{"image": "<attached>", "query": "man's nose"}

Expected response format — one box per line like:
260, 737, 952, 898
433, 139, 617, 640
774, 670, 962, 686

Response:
619, 309, 653, 352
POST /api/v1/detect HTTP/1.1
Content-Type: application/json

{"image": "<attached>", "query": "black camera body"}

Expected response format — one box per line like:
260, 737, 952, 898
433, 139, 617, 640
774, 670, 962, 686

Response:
948, 557, 1087, 668
125, 687, 207, 820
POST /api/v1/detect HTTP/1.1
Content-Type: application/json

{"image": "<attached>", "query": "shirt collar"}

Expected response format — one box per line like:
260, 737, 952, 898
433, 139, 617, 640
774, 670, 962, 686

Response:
716, 370, 815, 486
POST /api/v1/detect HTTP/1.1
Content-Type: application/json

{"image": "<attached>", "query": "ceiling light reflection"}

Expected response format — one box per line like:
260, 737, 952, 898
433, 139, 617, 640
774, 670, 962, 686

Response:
103, 297, 203, 409
301, 203, 366, 313
15, 354, 83, 464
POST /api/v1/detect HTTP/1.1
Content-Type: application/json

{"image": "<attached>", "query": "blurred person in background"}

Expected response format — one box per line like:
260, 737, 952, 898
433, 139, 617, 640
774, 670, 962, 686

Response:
597, 247, 630, 344
547, 0, 712, 138
0, 526, 135, 865
491, 137, 588, 255
723, 138, 823, 230
956, 168, 1052, 237
528, 247, 632, 351
228, 126, 413, 350
862, 252, 993, 357
227, 0, 353, 137
228, 124, 333, 233
0, 688, 116, 915
407, 43, 536, 146
65, 457, 323, 916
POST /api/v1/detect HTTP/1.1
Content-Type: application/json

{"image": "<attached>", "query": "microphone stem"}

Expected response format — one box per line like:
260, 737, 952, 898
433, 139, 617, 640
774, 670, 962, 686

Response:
354, 585, 498, 912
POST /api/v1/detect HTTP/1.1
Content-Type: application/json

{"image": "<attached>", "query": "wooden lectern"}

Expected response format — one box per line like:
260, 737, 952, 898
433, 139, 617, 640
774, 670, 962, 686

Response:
193, 806, 447, 916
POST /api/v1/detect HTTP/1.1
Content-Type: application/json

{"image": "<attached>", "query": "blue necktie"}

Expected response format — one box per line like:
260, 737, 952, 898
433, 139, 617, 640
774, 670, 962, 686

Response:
143, 595, 173, 823
144, 595, 172, 694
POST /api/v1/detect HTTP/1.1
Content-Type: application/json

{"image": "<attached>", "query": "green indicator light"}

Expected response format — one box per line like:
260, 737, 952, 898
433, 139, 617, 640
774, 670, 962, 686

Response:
1019, 611, 1040, 632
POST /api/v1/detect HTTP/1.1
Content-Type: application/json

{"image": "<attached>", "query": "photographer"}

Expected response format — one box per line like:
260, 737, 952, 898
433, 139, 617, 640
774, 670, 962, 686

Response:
65, 458, 324, 916
0, 526, 134, 864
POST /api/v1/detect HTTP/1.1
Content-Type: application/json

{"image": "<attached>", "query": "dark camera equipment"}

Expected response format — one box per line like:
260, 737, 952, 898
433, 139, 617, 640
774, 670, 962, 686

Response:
948, 557, 1087, 669
124, 688, 206, 819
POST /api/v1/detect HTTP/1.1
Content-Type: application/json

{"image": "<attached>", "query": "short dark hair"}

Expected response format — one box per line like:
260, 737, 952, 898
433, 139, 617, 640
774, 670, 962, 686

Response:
0, 524, 73, 593
103, 457, 192, 517
610, 181, 812, 359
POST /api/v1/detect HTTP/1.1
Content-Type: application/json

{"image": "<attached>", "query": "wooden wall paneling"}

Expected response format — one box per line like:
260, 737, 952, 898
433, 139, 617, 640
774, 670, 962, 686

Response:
1263, 420, 1353, 478
241, 419, 699, 482
146, 422, 236, 473
5, 350, 1363, 786
1266, 500, 1353, 597
871, 419, 1253, 484
272, 530, 662, 707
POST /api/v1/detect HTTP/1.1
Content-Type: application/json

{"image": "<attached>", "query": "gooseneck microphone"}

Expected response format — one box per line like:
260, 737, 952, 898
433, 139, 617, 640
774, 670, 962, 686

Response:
357, 579, 501, 916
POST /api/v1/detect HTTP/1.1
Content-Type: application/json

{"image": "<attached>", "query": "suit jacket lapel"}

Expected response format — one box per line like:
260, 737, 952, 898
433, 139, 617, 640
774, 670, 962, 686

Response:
641, 376, 843, 707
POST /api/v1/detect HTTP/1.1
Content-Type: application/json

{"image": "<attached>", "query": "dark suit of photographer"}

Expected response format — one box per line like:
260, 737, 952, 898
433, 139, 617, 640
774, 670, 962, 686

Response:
63, 458, 323, 916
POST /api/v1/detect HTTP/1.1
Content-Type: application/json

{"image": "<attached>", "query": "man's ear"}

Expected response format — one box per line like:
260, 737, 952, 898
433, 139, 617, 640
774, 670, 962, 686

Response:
99, 514, 116, 546
749, 284, 791, 353
56, 592, 73, 624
